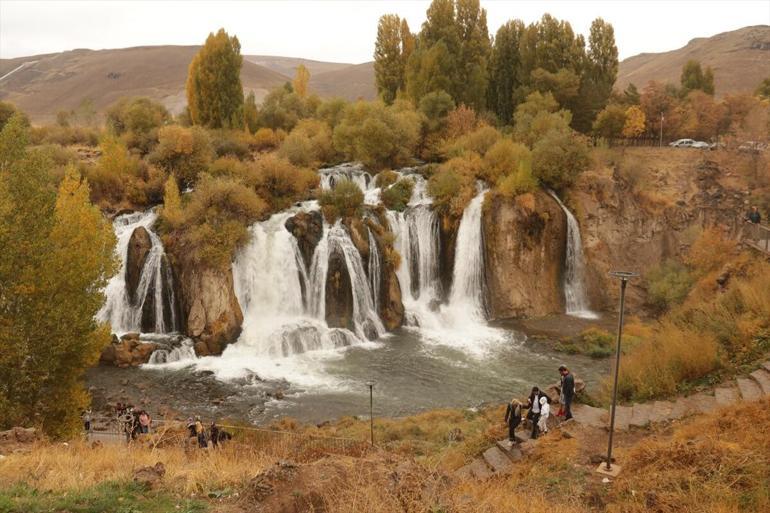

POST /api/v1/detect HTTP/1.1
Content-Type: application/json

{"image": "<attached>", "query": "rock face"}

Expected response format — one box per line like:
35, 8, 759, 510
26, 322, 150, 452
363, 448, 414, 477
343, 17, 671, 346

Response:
325, 246, 354, 330
438, 214, 461, 302
140, 254, 178, 333
125, 226, 152, 304
285, 211, 323, 270
176, 264, 243, 356
482, 191, 567, 319
100, 333, 158, 367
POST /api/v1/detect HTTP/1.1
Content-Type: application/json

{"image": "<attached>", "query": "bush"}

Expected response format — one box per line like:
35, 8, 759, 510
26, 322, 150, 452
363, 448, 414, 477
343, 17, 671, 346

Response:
316, 97, 348, 128
169, 176, 268, 269
496, 160, 538, 198
29, 125, 100, 147
209, 129, 252, 159
557, 328, 615, 358
446, 104, 478, 139
278, 119, 333, 167
318, 179, 364, 222
253, 127, 283, 151
105, 97, 169, 153
0, 101, 29, 131
481, 139, 531, 184
250, 154, 319, 211
257, 86, 314, 131
333, 101, 421, 169
208, 156, 250, 181
685, 227, 736, 274
375, 170, 398, 188
531, 130, 590, 190
427, 154, 478, 217
419, 90, 455, 133
442, 125, 501, 158
645, 260, 694, 313
149, 125, 213, 189
381, 178, 415, 212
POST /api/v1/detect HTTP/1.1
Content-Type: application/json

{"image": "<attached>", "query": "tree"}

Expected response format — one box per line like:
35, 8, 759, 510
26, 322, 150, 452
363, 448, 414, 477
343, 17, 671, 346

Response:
640, 80, 682, 139
531, 130, 590, 190
293, 64, 311, 98
419, 90, 455, 132
160, 174, 183, 229
680, 60, 715, 96
680, 90, 724, 140
375, 14, 407, 104
623, 83, 641, 105
755, 77, 770, 101
574, 18, 618, 131
244, 91, 259, 134
186, 28, 245, 129
149, 126, 213, 189
592, 104, 626, 139
487, 20, 525, 123
622, 105, 646, 138
0, 119, 116, 436
454, 0, 491, 109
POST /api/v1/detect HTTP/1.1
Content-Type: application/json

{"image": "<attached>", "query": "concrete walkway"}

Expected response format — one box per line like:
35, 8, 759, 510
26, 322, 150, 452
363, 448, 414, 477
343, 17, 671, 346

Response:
456, 360, 770, 480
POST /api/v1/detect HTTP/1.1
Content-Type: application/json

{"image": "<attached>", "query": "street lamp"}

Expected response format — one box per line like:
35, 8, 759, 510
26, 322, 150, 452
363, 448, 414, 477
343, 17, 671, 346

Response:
598, 270, 638, 477
366, 381, 375, 446
659, 113, 665, 147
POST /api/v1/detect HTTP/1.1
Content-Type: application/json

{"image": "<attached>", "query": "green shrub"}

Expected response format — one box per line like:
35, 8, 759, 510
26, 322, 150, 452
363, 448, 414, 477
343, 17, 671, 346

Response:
531, 130, 590, 190
557, 328, 615, 358
105, 97, 169, 153
381, 178, 415, 212
481, 139, 531, 184
442, 125, 501, 158
419, 90, 455, 133
149, 125, 213, 188
0, 101, 29, 132
375, 170, 399, 188
29, 125, 100, 147
278, 119, 333, 167
209, 129, 252, 159
645, 260, 694, 313
496, 160, 538, 198
318, 179, 364, 222
427, 154, 478, 217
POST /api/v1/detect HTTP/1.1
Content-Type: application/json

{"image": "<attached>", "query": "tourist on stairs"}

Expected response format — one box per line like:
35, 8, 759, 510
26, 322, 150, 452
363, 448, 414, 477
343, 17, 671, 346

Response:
537, 396, 550, 435
559, 365, 575, 421
526, 386, 549, 439
504, 398, 522, 444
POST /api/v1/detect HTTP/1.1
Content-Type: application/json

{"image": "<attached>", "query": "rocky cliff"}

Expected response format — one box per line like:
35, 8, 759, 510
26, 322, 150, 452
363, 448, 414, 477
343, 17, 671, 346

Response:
482, 191, 567, 319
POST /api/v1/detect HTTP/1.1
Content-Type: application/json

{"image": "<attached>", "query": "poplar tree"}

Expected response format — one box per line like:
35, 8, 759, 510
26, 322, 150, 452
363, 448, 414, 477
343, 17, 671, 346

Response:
681, 60, 715, 96
487, 20, 525, 123
375, 15, 406, 104
186, 28, 244, 129
293, 64, 311, 98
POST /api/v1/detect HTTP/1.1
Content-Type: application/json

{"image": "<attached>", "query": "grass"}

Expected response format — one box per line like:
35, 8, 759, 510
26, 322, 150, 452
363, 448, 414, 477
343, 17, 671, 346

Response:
557, 327, 615, 358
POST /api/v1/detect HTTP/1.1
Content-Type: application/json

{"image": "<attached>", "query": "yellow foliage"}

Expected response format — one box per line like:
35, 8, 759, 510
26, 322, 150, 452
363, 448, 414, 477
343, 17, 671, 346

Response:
293, 64, 311, 98
622, 105, 646, 138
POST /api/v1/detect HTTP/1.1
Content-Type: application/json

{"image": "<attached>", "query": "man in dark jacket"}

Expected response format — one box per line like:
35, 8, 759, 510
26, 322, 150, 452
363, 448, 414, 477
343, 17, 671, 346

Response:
525, 387, 550, 439
559, 365, 575, 420
746, 206, 761, 225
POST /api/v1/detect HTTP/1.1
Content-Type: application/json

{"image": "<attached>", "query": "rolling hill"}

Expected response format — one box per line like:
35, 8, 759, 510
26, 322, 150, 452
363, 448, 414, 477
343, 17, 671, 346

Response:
616, 25, 770, 95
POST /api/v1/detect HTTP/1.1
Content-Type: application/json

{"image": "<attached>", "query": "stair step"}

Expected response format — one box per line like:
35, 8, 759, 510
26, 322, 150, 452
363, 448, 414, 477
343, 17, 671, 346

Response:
630, 403, 654, 428
467, 458, 493, 480
670, 397, 694, 420
495, 439, 523, 460
689, 393, 718, 414
714, 387, 740, 407
610, 405, 632, 431
761, 362, 770, 374
649, 401, 674, 424
572, 404, 606, 428
749, 369, 770, 395
483, 446, 514, 475
737, 377, 763, 402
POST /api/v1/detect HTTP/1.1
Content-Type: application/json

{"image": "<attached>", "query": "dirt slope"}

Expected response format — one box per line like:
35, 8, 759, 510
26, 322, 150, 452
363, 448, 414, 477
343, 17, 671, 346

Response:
617, 25, 770, 95
244, 55, 352, 78
310, 61, 376, 101
0, 45, 289, 123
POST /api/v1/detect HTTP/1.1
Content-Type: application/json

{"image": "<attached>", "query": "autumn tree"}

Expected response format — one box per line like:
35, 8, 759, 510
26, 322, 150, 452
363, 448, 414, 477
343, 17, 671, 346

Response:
680, 60, 715, 96
186, 28, 245, 129
487, 20, 525, 123
375, 14, 409, 104
574, 18, 619, 132
592, 104, 626, 139
293, 64, 311, 98
0, 117, 116, 437
149, 125, 213, 188
755, 77, 770, 101
622, 105, 646, 137
244, 91, 259, 133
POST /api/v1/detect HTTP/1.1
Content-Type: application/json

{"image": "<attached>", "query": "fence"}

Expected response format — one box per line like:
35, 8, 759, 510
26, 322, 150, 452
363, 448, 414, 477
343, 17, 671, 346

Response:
591, 136, 666, 148
744, 223, 770, 254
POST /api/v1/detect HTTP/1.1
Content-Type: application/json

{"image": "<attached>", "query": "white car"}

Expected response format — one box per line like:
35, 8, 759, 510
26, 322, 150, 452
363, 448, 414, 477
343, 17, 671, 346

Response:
669, 139, 695, 148
691, 141, 711, 149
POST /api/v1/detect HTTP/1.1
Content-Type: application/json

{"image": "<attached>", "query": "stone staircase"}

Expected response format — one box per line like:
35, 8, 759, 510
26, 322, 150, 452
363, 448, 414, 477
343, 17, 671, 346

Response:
455, 360, 770, 480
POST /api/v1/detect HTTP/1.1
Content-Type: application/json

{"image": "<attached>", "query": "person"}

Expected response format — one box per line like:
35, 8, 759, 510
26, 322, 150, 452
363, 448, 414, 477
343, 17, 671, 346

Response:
210, 421, 220, 448
526, 386, 549, 439
537, 396, 550, 435
139, 411, 150, 434
504, 399, 523, 444
82, 409, 92, 433
187, 417, 197, 438
745, 206, 761, 225
194, 416, 207, 449
559, 365, 575, 421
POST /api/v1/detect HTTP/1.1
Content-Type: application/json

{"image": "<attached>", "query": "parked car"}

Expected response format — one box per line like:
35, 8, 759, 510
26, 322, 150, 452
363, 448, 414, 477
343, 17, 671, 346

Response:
669, 139, 696, 147
691, 141, 711, 149
738, 141, 768, 154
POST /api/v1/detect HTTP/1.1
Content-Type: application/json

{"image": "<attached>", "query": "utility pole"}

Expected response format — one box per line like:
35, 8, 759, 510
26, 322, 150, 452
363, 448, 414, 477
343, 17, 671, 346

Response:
597, 271, 638, 478
366, 381, 375, 446
659, 113, 664, 147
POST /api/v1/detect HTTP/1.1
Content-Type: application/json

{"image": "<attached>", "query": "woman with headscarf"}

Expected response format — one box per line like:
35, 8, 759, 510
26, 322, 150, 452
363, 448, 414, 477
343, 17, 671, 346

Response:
504, 398, 523, 444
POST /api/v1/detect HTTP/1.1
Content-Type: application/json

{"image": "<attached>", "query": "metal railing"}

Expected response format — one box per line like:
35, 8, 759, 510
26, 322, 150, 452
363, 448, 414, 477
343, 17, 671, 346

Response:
744, 223, 770, 254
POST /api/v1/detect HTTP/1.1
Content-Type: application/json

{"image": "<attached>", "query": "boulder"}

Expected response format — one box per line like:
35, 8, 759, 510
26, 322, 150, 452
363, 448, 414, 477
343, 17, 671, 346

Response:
100, 338, 159, 367
325, 246, 354, 330
125, 226, 152, 304
133, 462, 166, 490
482, 191, 567, 319
285, 211, 323, 270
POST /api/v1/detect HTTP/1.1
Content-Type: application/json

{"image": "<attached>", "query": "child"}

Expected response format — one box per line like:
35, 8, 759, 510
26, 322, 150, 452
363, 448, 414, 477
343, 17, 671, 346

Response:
537, 396, 550, 435
504, 398, 523, 444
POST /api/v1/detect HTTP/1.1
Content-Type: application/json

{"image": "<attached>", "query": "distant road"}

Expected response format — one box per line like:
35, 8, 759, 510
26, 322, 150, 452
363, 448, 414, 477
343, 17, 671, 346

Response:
0, 61, 38, 83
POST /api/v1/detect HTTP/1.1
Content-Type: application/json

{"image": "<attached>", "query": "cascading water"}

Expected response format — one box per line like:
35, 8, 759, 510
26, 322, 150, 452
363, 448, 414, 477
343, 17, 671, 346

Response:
367, 228, 381, 313
446, 191, 487, 320
148, 338, 197, 365
98, 210, 178, 334
547, 191, 597, 319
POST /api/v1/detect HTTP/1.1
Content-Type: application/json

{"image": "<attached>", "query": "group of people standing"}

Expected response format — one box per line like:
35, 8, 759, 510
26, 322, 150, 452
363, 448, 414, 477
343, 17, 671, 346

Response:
187, 416, 231, 449
504, 365, 575, 443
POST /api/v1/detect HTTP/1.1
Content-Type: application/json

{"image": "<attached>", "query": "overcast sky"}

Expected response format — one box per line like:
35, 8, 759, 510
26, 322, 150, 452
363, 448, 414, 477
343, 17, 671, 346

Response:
1, 1, 769, 63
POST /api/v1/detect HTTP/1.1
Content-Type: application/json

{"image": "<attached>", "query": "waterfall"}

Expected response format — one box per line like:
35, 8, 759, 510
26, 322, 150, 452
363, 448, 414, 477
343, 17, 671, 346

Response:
148, 338, 197, 365
446, 191, 487, 320
368, 228, 381, 313
547, 191, 597, 319
98, 210, 178, 335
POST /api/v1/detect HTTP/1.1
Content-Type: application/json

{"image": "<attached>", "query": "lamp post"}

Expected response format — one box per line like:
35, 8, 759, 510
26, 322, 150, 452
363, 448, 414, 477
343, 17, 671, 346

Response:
366, 381, 375, 446
598, 270, 638, 477
659, 113, 664, 147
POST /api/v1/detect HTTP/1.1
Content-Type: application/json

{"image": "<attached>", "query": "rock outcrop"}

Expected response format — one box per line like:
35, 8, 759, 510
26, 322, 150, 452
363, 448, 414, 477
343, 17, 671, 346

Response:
125, 226, 152, 304
438, 214, 461, 302
176, 264, 243, 356
285, 211, 323, 270
99, 333, 158, 367
324, 246, 354, 330
482, 191, 567, 319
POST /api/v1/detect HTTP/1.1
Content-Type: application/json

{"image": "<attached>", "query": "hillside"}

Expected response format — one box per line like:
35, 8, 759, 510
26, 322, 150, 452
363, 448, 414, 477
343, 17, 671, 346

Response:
311, 61, 377, 101
0, 46, 289, 123
616, 25, 770, 95
244, 54, 352, 78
